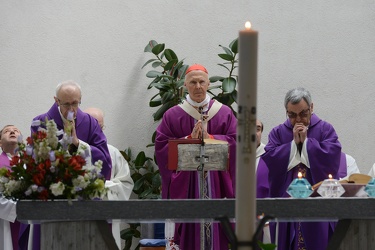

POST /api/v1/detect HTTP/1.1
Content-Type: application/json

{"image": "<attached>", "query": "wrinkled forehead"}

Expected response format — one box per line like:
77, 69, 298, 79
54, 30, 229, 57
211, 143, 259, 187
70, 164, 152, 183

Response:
0, 125, 20, 136
185, 70, 209, 81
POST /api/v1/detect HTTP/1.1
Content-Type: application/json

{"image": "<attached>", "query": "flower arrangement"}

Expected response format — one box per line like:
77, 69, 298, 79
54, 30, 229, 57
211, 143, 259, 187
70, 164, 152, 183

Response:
0, 118, 107, 201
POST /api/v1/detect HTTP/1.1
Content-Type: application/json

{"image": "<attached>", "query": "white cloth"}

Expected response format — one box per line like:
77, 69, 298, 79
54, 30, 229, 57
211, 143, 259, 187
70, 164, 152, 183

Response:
185, 94, 211, 112
287, 141, 310, 171
105, 144, 134, 249
0, 197, 17, 250
345, 154, 360, 176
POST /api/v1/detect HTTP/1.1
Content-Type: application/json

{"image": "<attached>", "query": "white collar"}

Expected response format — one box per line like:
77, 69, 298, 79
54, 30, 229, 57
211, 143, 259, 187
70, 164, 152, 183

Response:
186, 95, 211, 112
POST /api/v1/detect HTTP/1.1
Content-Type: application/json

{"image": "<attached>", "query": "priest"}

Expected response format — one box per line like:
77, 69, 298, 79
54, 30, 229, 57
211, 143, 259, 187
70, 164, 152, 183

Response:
258, 87, 342, 250
155, 64, 237, 250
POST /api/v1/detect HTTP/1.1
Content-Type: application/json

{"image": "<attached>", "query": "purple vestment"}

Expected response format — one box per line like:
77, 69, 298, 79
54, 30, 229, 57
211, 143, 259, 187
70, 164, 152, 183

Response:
155, 100, 237, 250
19, 103, 112, 250
257, 114, 342, 250
0, 152, 11, 170
31, 103, 111, 179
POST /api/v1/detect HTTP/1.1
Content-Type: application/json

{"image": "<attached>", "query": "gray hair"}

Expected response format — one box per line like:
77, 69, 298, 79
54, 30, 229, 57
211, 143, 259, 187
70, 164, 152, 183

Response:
284, 87, 312, 109
55, 80, 82, 97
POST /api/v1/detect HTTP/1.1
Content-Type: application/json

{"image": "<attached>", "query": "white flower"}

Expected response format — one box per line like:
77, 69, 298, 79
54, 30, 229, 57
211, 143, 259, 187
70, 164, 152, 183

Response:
50, 182, 65, 196
72, 176, 89, 189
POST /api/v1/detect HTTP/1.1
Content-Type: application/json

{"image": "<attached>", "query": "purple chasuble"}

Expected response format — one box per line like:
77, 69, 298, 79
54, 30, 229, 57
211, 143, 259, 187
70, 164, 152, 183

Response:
257, 114, 342, 250
31, 103, 111, 179
19, 103, 112, 250
155, 100, 237, 250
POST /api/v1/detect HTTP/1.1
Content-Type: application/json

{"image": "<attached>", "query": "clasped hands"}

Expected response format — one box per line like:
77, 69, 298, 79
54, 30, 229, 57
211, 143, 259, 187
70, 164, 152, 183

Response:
293, 123, 308, 144
191, 120, 210, 139
63, 119, 79, 147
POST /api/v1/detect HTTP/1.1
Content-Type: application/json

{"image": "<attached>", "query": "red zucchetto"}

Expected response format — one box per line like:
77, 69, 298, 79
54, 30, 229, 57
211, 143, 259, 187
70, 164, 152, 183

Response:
185, 64, 208, 75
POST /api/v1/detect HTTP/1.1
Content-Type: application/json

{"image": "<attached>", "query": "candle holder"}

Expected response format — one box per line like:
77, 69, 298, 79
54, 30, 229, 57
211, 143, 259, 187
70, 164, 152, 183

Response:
317, 176, 345, 198
364, 178, 375, 197
287, 175, 313, 198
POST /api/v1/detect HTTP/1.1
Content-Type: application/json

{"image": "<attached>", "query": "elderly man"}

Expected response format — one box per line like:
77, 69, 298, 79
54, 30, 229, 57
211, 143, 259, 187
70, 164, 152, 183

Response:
258, 87, 342, 250
31, 80, 111, 179
155, 64, 237, 250
21, 80, 112, 250
84, 107, 134, 249
0, 125, 21, 250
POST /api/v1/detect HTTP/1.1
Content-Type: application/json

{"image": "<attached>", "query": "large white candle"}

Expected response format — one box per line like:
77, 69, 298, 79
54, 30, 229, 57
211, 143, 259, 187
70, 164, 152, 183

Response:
236, 21, 258, 250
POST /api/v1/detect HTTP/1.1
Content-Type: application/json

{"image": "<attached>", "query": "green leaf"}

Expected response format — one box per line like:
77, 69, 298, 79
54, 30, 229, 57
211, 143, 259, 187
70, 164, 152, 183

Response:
146, 70, 163, 78
222, 77, 236, 93
164, 59, 178, 71
144, 40, 158, 53
217, 63, 230, 72
151, 43, 165, 55
133, 177, 145, 192
209, 76, 225, 83
153, 102, 174, 121
179, 64, 189, 78
149, 98, 162, 107
151, 61, 163, 68
162, 92, 174, 103
139, 188, 153, 199
231, 89, 238, 103
164, 49, 178, 61
218, 53, 234, 61
219, 45, 233, 57
131, 172, 143, 182
230, 38, 238, 54
134, 151, 146, 166
141, 59, 158, 69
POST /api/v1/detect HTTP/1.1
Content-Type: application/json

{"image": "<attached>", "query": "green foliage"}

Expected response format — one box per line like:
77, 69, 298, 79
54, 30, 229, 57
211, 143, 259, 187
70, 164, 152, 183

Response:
142, 40, 189, 122
208, 38, 238, 116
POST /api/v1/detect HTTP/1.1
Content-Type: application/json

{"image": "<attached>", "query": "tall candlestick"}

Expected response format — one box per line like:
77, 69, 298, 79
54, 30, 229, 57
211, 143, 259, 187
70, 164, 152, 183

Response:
236, 21, 258, 250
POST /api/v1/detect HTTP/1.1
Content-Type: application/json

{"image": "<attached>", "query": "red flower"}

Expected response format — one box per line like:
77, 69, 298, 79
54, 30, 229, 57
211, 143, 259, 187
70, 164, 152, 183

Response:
10, 155, 20, 166
38, 189, 49, 201
26, 137, 33, 145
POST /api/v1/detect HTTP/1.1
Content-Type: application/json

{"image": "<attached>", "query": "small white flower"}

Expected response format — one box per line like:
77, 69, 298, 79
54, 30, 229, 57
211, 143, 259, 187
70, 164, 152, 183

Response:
50, 182, 65, 196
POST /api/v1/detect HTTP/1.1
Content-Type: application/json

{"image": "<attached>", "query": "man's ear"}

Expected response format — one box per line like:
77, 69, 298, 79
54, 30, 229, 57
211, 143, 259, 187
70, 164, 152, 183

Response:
310, 103, 314, 113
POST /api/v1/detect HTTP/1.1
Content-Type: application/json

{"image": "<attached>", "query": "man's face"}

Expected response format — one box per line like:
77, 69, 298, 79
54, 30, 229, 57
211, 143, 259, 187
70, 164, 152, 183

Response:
184, 70, 210, 103
54, 86, 81, 119
256, 120, 263, 147
286, 99, 313, 126
0, 126, 21, 146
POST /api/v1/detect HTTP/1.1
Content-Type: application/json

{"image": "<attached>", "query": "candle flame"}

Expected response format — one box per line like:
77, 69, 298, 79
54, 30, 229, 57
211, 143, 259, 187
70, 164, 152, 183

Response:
328, 174, 332, 179
245, 21, 251, 30
298, 172, 302, 178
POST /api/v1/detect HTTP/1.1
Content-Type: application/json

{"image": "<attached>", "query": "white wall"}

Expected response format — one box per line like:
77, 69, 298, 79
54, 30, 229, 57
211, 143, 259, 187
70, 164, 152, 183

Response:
0, 1, 374, 173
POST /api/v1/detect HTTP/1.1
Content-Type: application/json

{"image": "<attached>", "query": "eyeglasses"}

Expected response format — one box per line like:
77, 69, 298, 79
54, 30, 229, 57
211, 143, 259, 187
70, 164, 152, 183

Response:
57, 99, 81, 109
286, 108, 310, 119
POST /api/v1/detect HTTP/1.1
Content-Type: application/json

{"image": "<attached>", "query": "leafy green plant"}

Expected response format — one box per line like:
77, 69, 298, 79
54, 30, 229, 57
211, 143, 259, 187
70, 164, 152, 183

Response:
142, 40, 189, 122
208, 38, 239, 116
